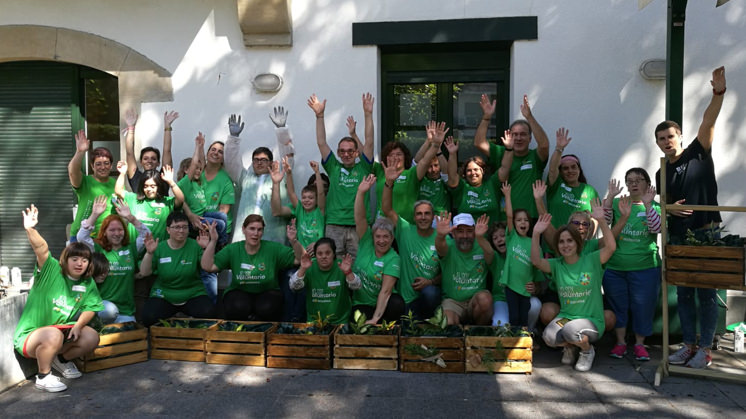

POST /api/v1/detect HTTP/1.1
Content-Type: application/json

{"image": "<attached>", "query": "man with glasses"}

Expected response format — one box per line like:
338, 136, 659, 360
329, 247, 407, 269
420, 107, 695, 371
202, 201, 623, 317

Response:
307, 93, 375, 257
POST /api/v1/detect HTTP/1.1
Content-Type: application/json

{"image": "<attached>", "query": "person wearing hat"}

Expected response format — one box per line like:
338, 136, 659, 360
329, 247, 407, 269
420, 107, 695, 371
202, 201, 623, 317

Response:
434, 212, 493, 325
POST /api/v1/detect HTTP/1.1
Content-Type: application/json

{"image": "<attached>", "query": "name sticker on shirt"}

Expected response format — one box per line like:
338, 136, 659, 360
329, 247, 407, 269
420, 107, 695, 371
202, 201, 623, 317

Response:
636, 211, 647, 218
241, 263, 254, 270
72, 285, 86, 293
150, 202, 166, 208
374, 260, 384, 267
562, 184, 572, 192
473, 254, 484, 260
467, 191, 479, 198
397, 175, 407, 181
328, 280, 341, 288
118, 250, 130, 256
159, 257, 172, 264
430, 245, 436, 251
340, 167, 350, 175
520, 163, 533, 171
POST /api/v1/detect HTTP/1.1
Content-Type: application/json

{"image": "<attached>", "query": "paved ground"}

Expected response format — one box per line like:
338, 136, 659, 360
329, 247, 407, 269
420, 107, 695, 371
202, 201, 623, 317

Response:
1, 337, 745, 418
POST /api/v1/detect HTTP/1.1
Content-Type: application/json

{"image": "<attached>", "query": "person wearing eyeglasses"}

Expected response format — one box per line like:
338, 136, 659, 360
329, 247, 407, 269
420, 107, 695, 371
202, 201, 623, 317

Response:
602, 168, 661, 362
68, 130, 116, 242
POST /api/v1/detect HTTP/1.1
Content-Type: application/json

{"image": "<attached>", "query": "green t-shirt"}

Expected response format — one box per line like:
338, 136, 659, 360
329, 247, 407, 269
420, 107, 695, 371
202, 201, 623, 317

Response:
149, 239, 207, 303
215, 240, 295, 294
13, 253, 104, 353
549, 250, 605, 337
292, 203, 325, 249
449, 176, 504, 223
394, 217, 440, 304
177, 176, 208, 216
440, 243, 488, 302
546, 181, 599, 228
351, 230, 401, 306
123, 191, 175, 242
499, 229, 536, 297
606, 199, 661, 271
303, 259, 352, 324
201, 168, 236, 233
71, 175, 116, 238
418, 175, 451, 215
489, 144, 547, 218
322, 153, 373, 226
95, 242, 138, 316
373, 164, 421, 223
489, 251, 507, 302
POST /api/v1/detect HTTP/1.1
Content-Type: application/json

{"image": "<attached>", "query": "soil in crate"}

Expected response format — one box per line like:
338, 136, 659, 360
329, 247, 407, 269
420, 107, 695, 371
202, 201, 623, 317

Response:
333, 325, 399, 371
75, 322, 148, 372
205, 321, 276, 366
266, 323, 336, 369
149, 319, 218, 362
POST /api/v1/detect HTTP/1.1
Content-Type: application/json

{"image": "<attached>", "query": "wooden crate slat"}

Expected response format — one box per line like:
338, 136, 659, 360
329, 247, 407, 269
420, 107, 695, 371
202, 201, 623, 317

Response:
466, 360, 532, 373
267, 345, 330, 358
667, 258, 743, 273
206, 341, 264, 355
465, 336, 533, 348
206, 353, 265, 367
334, 334, 397, 346
75, 351, 148, 373
267, 357, 331, 369
666, 271, 746, 291
666, 245, 744, 259
97, 327, 148, 346
399, 336, 464, 349
150, 327, 208, 339
400, 361, 464, 373
466, 348, 533, 362
85, 340, 148, 360
400, 348, 464, 361
267, 334, 332, 345
151, 337, 205, 351
206, 332, 266, 343
334, 358, 398, 370
334, 346, 398, 359
150, 348, 205, 362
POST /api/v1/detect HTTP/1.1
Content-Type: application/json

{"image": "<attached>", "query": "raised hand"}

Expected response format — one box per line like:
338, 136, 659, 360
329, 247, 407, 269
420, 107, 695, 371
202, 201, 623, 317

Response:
501, 181, 512, 197
309, 160, 320, 173
161, 165, 175, 184
338, 253, 354, 273
607, 179, 623, 198
91, 195, 108, 218
196, 226, 211, 248
286, 218, 298, 242
270, 161, 285, 183
125, 109, 138, 127
532, 179, 546, 200
435, 211, 454, 236
501, 129, 513, 149
590, 197, 605, 221
480, 94, 496, 118
22, 204, 39, 230
164, 111, 179, 128
534, 213, 552, 234
556, 127, 571, 149
475, 214, 490, 236
114, 198, 132, 219
617, 195, 632, 218
307, 94, 326, 117
432, 121, 449, 145
641, 185, 656, 206
75, 130, 89, 153
444, 136, 458, 154
346, 116, 357, 136
519, 94, 533, 119
228, 114, 244, 136
384, 160, 403, 183
269, 106, 288, 128
362, 92, 374, 115
358, 174, 376, 193
282, 155, 292, 175
117, 160, 128, 175
195, 132, 205, 149
300, 251, 313, 270
711, 66, 726, 92
144, 233, 158, 254
305, 242, 316, 258
206, 220, 218, 242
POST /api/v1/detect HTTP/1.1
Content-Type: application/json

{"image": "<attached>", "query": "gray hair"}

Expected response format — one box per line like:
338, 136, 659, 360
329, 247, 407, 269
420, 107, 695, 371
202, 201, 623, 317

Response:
371, 217, 395, 237
413, 200, 434, 213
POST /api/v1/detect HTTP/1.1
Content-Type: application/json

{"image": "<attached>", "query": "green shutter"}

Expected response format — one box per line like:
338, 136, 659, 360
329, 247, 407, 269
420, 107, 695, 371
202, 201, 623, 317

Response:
0, 62, 79, 277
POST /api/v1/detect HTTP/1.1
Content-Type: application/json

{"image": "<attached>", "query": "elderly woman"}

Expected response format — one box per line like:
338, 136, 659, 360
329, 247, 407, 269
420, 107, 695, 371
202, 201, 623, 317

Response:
14, 205, 104, 392
531, 208, 616, 372
352, 175, 404, 324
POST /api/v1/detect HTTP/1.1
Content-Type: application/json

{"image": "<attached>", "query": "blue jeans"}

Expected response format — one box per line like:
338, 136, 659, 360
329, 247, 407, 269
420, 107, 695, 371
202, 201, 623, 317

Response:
202, 211, 229, 246
405, 285, 441, 320
603, 267, 661, 336
97, 300, 136, 324
200, 270, 218, 304
677, 286, 718, 348
280, 268, 306, 322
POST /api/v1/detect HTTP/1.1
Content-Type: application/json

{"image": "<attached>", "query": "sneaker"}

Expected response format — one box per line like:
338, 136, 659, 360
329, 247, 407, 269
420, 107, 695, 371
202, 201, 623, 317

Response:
575, 345, 595, 372
35, 374, 67, 392
51, 357, 82, 379
561, 346, 578, 365
609, 343, 627, 359
668, 345, 694, 365
633, 344, 650, 361
684, 348, 712, 369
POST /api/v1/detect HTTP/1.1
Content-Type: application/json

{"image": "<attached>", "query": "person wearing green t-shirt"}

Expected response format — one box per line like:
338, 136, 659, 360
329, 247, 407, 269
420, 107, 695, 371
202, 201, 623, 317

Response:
350, 175, 405, 324
309, 93, 375, 258
14, 205, 104, 393
381, 161, 442, 319
289, 237, 362, 324
602, 168, 662, 362
474, 94, 550, 219
139, 212, 216, 326
435, 211, 494, 326
77, 195, 151, 323
202, 214, 304, 321
68, 129, 117, 241
271, 159, 326, 251
531, 211, 616, 372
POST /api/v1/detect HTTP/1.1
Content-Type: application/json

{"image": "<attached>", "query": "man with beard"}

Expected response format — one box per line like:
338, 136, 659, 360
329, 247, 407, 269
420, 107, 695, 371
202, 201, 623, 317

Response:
434, 212, 494, 325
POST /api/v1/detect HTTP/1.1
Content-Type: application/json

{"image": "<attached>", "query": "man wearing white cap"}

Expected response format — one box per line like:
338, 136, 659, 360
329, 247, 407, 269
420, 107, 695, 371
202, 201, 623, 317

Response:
434, 212, 494, 325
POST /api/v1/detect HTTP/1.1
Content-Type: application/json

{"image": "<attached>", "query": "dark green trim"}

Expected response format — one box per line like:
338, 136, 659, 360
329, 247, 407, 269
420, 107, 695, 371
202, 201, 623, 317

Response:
666, 0, 687, 126
353, 17, 537, 46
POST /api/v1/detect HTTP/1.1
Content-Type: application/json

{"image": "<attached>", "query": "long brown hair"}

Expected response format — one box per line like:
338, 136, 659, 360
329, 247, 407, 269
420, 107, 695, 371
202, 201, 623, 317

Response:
94, 214, 130, 252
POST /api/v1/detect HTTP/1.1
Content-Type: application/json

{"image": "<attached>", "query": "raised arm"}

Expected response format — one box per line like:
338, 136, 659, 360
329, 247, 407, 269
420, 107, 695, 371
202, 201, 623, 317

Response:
283, 156, 298, 207
475, 214, 494, 266
289, 251, 312, 291
362, 93, 375, 161
23, 205, 48, 268
124, 109, 139, 179
520, 95, 550, 162
223, 114, 245, 182
77, 195, 108, 249
200, 222, 220, 273
474, 94, 496, 157
308, 94, 331, 159
444, 137, 460, 188
532, 180, 557, 249
603, 178, 623, 224
139, 233, 158, 277
345, 116, 364, 152
113, 198, 150, 252
162, 111, 179, 168
310, 160, 326, 215
286, 219, 305, 264
547, 127, 571, 186
697, 66, 726, 151
610, 196, 631, 239
434, 212, 453, 258
382, 161, 404, 225
417, 121, 448, 180
641, 185, 662, 234
592, 205, 617, 264
354, 174, 376, 239
497, 129, 514, 183
68, 129, 89, 188
270, 161, 292, 217
501, 182, 514, 233
531, 214, 552, 273
186, 132, 205, 180
270, 106, 295, 165
114, 161, 128, 199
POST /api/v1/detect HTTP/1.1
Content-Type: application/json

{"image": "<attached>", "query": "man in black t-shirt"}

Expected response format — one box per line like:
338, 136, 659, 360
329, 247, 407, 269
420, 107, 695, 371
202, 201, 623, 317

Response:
654, 66, 727, 369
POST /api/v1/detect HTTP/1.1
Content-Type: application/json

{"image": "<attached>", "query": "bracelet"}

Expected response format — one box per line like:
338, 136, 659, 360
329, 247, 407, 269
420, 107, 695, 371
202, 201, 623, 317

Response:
342, 269, 352, 276
504, 147, 514, 152
127, 126, 135, 132
482, 117, 491, 121
555, 147, 564, 153
316, 114, 324, 119
713, 87, 726, 96
384, 182, 394, 188
164, 127, 172, 132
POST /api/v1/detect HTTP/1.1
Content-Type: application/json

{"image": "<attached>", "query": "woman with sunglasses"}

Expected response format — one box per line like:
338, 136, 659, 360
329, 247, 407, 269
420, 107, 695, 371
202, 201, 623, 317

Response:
602, 169, 661, 362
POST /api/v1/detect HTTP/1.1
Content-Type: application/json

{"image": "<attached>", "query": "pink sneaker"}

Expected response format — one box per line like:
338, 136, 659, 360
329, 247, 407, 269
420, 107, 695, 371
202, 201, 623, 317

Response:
633, 344, 650, 361
609, 343, 627, 359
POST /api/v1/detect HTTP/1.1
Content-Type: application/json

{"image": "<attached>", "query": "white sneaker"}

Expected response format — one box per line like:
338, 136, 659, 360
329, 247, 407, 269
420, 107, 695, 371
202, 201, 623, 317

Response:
35, 374, 67, 392
561, 346, 578, 365
51, 357, 82, 379
575, 345, 595, 372
668, 345, 694, 365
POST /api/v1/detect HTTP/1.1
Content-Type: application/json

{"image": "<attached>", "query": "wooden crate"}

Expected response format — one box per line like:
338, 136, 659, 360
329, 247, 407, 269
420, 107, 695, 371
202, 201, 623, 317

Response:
665, 245, 746, 291
464, 327, 532, 374
399, 329, 464, 373
266, 323, 337, 370
333, 326, 399, 371
205, 321, 276, 366
149, 319, 218, 362
75, 323, 148, 372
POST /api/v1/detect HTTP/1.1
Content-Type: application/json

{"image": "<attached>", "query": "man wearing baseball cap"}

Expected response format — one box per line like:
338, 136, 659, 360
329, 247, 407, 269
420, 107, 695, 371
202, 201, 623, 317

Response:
434, 212, 494, 325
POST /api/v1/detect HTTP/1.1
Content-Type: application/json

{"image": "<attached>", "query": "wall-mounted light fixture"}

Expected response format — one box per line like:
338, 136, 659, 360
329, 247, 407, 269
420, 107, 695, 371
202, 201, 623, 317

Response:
252, 73, 283, 92
639, 59, 667, 80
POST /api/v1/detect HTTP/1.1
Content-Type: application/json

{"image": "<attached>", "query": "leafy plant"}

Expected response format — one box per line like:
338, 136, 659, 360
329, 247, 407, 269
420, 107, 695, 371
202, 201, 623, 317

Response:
276, 314, 335, 335
465, 324, 531, 338
400, 307, 463, 337
157, 319, 216, 329
344, 310, 398, 335
218, 322, 273, 332
681, 226, 744, 247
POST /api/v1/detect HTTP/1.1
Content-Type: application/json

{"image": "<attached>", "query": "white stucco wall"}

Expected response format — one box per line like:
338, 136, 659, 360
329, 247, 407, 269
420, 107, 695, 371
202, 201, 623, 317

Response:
2, 0, 745, 230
